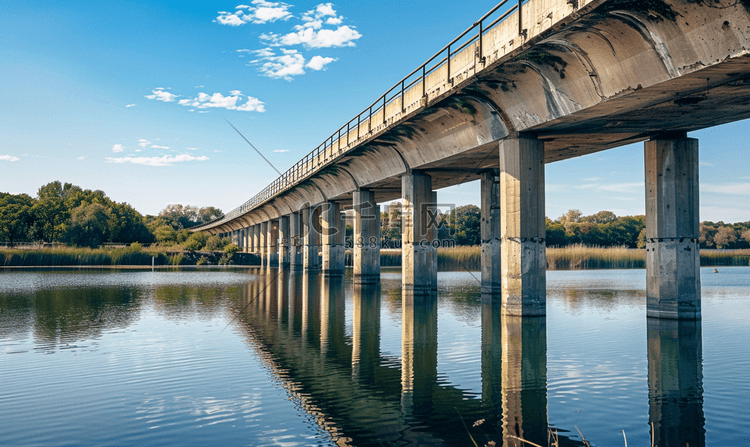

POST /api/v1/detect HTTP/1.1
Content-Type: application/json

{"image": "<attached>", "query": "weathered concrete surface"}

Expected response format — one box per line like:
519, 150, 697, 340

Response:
290, 211, 303, 271
267, 219, 279, 267
402, 172, 437, 297
353, 189, 381, 284
500, 137, 546, 316
303, 206, 321, 272
321, 202, 345, 275
481, 170, 502, 298
279, 215, 290, 267
645, 136, 701, 319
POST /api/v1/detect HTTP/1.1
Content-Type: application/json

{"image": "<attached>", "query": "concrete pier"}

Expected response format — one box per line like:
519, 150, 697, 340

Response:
401, 171, 437, 298
321, 201, 345, 276
266, 219, 279, 267
290, 211, 304, 271
481, 169, 502, 298
499, 136, 546, 316
252, 225, 259, 254
303, 206, 321, 272
645, 135, 701, 320
259, 221, 268, 264
279, 215, 290, 267
353, 189, 381, 285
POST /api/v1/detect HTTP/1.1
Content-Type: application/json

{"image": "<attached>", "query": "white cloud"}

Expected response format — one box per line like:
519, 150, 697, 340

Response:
150, 145, 170, 150
699, 161, 714, 167
125, 103, 136, 108
187, 147, 198, 151
137, 139, 151, 148
216, 0, 292, 26
261, 25, 361, 48
306, 55, 336, 70
252, 48, 306, 79
106, 154, 209, 167
77, 156, 85, 160
0, 155, 20, 162
179, 90, 265, 112
273, 149, 290, 153
145, 88, 178, 102
112, 144, 126, 153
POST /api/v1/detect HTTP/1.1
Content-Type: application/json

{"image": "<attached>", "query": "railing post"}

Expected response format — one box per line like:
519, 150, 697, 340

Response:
447, 45, 452, 84
422, 66, 426, 98
383, 95, 386, 125
518, 0, 523, 36
401, 80, 405, 112
479, 21, 484, 63
357, 115, 361, 139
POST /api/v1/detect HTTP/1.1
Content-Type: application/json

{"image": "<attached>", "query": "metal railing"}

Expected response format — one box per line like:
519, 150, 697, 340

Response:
200, 0, 528, 230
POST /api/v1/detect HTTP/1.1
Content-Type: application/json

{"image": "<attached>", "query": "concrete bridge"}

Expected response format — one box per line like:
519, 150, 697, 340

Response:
193, 0, 750, 319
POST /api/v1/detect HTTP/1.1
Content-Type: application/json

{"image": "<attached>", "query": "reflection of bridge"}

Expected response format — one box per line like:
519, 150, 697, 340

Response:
231, 271, 704, 446
194, 0, 750, 318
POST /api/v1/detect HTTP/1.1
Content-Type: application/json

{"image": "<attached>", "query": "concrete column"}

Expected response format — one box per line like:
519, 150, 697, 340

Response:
647, 318, 705, 445
401, 171, 437, 298
481, 170, 502, 298
250, 225, 258, 254
303, 206, 321, 272
267, 219, 279, 267
353, 189, 381, 284
499, 136, 546, 316
259, 221, 268, 264
321, 202, 345, 276
279, 215, 290, 267
645, 135, 701, 319
290, 211, 304, 271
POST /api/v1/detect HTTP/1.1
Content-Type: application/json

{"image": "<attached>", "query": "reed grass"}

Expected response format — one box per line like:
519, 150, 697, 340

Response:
546, 244, 644, 270
346, 244, 750, 270
0, 246, 172, 267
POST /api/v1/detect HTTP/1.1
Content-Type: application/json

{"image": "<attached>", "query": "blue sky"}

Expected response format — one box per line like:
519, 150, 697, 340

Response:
1, 0, 749, 223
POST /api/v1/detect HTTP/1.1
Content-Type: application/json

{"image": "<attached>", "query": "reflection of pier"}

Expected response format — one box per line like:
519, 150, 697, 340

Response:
647, 319, 705, 447
234, 271, 589, 446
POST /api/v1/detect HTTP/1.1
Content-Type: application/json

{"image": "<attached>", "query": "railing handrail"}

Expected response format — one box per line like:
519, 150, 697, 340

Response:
197, 0, 528, 230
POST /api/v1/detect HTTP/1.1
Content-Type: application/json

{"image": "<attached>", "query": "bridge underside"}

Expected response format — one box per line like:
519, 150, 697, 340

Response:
199, 0, 750, 319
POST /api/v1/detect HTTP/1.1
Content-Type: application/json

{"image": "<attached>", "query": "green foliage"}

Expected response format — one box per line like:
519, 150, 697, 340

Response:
157, 204, 224, 230
184, 232, 208, 252
224, 243, 240, 255
154, 225, 177, 244
205, 235, 230, 251
196, 256, 209, 266
65, 203, 110, 248
0, 193, 35, 246
450, 205, 481, 246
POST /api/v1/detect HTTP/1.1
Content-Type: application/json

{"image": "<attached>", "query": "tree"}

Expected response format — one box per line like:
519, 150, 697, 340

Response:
198, 207, 223, 224
184, 232, 208, 252
65, 203, 111, 248
742, 228, 750, 246
108, 202, 153, 244
699, 223, 717, 248
158, 204, 199, 230
0, 193, 34, 246
714, 226, 737, 249
154, 225, 177, 244
450, 205, 481, 245
545, 218, 567, 247
583, 210, 618, 224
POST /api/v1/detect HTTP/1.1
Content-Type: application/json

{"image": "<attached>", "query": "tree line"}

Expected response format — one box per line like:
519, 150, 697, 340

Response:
0, 181, 223, 248
380, 203, 750, 249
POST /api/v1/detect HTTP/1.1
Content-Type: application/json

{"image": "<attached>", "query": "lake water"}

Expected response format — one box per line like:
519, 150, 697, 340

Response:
1, 267, 748, 446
